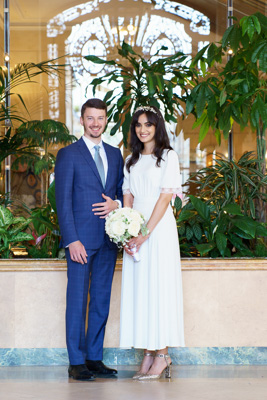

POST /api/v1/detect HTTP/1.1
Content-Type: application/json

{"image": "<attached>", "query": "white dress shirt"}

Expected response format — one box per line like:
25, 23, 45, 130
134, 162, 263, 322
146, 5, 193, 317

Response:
82, 136, 108, 181
82, 135, 121, 208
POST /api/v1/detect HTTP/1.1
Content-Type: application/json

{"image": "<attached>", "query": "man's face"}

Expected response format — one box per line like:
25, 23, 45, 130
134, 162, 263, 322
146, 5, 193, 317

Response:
80, 107, 107, 143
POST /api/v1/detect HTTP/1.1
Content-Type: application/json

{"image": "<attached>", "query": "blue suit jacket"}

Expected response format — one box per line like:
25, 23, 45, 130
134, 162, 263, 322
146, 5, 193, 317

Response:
55, 138, 124, 250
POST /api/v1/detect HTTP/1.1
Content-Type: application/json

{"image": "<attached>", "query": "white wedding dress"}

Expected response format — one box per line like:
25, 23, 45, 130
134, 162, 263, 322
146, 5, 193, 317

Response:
120, 149, 185, 350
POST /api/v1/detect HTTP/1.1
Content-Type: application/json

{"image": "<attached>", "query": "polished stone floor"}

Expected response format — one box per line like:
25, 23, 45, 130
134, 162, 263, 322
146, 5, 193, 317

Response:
1, 365, 267, 400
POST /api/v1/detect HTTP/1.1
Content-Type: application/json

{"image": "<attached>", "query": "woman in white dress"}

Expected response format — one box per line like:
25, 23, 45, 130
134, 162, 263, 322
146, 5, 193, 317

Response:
120, 106, 184, 380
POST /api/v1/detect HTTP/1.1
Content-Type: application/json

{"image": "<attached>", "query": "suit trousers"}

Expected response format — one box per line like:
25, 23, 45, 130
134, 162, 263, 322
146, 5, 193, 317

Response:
65, 242, 117, 365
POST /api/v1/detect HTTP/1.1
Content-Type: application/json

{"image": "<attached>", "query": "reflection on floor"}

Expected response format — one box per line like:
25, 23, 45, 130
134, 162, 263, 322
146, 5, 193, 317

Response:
1, 365, 267, 400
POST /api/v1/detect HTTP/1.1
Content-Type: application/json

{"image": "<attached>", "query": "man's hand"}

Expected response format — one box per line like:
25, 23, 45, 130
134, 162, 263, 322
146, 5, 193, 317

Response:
92, 194, 118, 219
69, 240, 88, 264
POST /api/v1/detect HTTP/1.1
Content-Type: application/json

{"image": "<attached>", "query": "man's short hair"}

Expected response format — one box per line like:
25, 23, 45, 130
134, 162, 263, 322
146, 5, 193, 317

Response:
81, 98, 107, 118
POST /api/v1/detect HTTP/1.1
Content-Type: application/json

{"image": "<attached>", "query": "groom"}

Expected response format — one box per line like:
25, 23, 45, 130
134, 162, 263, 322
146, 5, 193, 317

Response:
55, 98, 124, 381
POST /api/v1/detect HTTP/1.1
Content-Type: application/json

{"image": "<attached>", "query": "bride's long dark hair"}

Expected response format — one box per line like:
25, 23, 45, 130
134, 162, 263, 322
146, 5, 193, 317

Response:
126, 106, 172, 172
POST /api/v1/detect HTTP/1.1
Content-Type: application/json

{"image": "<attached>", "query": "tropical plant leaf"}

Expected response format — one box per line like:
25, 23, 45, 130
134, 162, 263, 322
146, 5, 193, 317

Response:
0, 206, 13, 227
174, 196, 182, 212
188, 195, 210, 221
178, 209, 195, 222
84, 55, 116, 65
192, 224, 202, 240
186, 225, 194, 241
215, 232, 227, 256
10, 232, 34, 243
234, 216, 257, 238
223, 203, 243, 215
196, 243, 216, 256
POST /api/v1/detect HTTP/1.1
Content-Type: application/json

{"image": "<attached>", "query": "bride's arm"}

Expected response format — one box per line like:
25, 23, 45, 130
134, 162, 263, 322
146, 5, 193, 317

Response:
123, 193, 134, 208
123, 192, 134, 255
128, 192, 172, 252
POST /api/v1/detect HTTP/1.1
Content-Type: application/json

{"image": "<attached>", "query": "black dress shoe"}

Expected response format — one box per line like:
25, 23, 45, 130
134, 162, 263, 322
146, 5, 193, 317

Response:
68, 364, 95, 381
86, 360, 117, 375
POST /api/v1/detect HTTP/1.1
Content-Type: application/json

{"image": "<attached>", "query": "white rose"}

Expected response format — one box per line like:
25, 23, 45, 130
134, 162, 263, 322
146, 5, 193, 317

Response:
131, 211, 144, 224
111, 220, 127, 237
121, 208, 133, 219
127, 220, 141, 237
105, 220, 113, 235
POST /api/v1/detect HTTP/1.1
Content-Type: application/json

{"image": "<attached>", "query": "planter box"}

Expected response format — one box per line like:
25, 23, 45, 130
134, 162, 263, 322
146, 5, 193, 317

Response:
0, 258, 267, 365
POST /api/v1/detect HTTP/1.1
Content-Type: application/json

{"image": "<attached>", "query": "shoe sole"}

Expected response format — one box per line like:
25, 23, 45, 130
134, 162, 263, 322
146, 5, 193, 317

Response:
68, 374, 95, 381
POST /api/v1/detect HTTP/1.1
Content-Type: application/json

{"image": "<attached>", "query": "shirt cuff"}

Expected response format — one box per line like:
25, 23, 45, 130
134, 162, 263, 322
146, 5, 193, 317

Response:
115, 199, 122, 208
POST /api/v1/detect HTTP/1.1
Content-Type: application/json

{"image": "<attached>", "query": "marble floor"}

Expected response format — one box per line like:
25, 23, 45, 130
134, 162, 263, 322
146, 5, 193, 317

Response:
1, 365, 267, 400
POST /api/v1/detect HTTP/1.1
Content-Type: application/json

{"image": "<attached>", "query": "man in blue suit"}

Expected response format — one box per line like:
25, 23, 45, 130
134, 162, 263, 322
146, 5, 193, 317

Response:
55, 98, 124, 381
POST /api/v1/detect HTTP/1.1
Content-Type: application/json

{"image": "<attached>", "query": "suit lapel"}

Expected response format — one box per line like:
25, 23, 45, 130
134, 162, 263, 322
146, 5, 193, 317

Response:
77, 138, 103, 187
103, 142, 114, 190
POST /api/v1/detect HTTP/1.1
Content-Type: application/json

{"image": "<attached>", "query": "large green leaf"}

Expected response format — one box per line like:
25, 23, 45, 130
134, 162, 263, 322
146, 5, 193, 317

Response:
196, 86, 206, 118
121, 112, 132, 141
196, 243, 216, 256
233, 216, 257, 238
215, 232, 227, 256
146, 72, 157, 96
84, 55, 116, 65
188, 195, 210, 221
0, 206, 13, 227
256, 224, 267, 237
222, 25, 235, 47
174, 196, 182, 212
9, 220, 30, 236
223, 203, 243, 215
219, 90, 227, 106
9, 232, 34, 243
191, 44, 209, 67
199, 115, 210, 142
192, 224, 202, 240
186, 225, 194, 241
178, 209, 195, 222
48, 180, 57, 213
251, 14, 262, 34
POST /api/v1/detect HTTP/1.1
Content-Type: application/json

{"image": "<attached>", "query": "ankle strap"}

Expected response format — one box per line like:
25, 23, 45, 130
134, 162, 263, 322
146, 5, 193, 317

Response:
156, 353, 170, 359
144, 352, 155, 357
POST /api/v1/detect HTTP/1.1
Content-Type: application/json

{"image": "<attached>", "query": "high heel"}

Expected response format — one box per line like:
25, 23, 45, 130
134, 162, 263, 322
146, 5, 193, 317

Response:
132, 352, 155, 380
138, 353, 172, 380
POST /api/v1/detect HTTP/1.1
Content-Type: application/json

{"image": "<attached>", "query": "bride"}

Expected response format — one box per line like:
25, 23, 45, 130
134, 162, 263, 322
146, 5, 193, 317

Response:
120, 105, 185, 380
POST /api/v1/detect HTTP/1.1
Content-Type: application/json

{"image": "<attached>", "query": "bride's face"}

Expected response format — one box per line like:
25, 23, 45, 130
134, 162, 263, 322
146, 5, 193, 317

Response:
135, 113, 156, 148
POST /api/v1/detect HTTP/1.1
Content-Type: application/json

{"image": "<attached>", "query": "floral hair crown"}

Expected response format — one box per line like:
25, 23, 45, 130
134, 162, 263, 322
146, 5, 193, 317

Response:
134, 106, 159, 115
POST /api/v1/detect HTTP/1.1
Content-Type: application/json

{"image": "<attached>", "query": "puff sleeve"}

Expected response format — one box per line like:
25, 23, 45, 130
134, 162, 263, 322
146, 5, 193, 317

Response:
160, 150, 183, 198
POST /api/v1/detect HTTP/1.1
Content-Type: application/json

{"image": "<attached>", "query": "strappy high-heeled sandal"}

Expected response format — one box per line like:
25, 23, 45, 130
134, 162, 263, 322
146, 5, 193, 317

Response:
132, 352, 155, 380
138, 353, 172, 380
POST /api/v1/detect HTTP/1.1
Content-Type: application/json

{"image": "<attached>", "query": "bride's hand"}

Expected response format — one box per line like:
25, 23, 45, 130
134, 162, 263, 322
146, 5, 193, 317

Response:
128, 233, 148, 253
123, 243, 134, 256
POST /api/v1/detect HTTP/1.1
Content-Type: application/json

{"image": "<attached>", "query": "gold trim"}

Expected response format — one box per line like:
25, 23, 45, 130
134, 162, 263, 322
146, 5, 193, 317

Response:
0, 257, 267, 272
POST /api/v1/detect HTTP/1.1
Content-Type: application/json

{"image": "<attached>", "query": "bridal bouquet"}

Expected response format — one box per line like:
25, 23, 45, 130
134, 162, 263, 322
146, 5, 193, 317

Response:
105, 207, 148, 261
